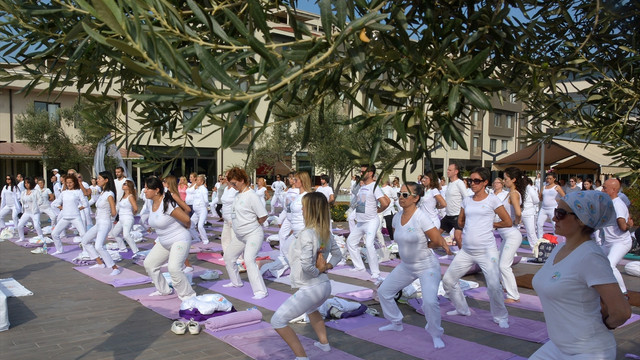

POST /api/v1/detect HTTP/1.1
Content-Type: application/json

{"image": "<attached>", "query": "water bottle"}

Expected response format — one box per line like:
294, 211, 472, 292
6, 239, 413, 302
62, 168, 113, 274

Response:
42, 241, 47, 254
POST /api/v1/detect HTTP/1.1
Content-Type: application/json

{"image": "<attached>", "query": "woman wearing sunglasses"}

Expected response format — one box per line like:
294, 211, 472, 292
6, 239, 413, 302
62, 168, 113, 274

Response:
419, 172, 446, 229
442, 167, 512, 328
530, 191, 631, 359
377, 182, 451, 348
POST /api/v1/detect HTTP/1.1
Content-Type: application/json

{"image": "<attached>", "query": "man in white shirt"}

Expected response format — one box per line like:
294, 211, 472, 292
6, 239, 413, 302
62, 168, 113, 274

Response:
16, 173, 25, 194
602, 178, 634, 294
346, 164, 390, 281
52, 169, 61, 183
440, 163, 466, 247
315, 174, 335, 204
576, 176, 584, 189
114, 166, 127, 202
270, 174, 286, 214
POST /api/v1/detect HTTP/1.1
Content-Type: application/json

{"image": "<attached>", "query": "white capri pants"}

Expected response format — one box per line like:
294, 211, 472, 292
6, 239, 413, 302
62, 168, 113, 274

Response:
537, 207, 556, 239
52, 217, 87, 253
529, 340, 616, 360
0, 205, 19, 229
144, 240, 195, 299
82, 220, 116, 268
277, 218, 292, 261
224, 228, 268, 296
521, 210, 538, 250
39, 205, 57, 227
111, 215, 139, 253
271, 280, 331, 329
346, 217, 381, 278
442, 247, 509, 323
17, 212, 43, 242
497, 227, 523, 301
189, 205, 208, 243
602, 239, 632, 293
378, 261, 444, 339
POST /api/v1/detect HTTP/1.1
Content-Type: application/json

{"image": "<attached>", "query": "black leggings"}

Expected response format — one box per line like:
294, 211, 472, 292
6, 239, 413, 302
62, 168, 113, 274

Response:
384, 214, 394, 240
215, 203, 223, 218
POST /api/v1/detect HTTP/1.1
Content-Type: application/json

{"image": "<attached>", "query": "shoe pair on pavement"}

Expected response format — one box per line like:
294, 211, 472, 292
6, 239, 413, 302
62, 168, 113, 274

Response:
171, 319, 200, 335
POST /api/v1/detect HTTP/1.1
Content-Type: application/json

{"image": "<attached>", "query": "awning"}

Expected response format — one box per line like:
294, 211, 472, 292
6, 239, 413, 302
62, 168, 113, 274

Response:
492, 139, 630, 175
0, 142, 144, 160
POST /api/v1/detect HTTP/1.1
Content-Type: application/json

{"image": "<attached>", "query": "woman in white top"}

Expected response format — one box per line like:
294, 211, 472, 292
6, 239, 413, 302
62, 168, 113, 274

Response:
530, 191, 631, 359
0, 175, 21, 230
36, 178, 57, 227
522, 178, 540, 250
442, 167, 512, 328
491, 178, 508, 201
143, 177, 196, 300
419, 173, 446, 229
110, 179, 140, 254
219, 172, 239, 253
184, 172, 198, 215
89, 177, 102, 198
80, 171, 121, 276
188, 174, 210, 244
138, 185, 151, 229
537, 172, 566, 239
499, 167, 526, 303
271, 192, 342, 358
378, 182, 451, 348
222, 167, 269, 299
51, 174, 89, 254
254, 177, 271, 210
17, 177, 44, 242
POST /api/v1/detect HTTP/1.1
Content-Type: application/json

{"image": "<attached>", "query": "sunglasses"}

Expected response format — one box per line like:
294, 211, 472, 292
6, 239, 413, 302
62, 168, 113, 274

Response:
468, 178, 484, 185
397, 192, 416, 199
554, 208, 576, 221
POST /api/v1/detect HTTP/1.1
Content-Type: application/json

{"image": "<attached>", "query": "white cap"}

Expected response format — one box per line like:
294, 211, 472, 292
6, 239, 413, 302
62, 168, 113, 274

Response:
53, 169, 59, 172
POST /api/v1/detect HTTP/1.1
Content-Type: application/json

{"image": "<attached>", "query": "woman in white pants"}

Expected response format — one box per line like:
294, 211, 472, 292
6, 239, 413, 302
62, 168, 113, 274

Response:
442, 167, 512, 328
219, 173, 239, 253
537, 172, 565, 239
274, 178, 302, 270
36, 178, 57, 227
254, 177, 271, 211
143, 177, 196, 300
378, 182, 450, 349
222, 167, 269, 299
17, 177, 44, 242
81, 171, 121, 276
271, 192, 342, 359
281, 172, 311, 264
419, 173, 446, 229
0, 175, 21, 230
110, 179, 140, 254
522, 178, 540, 250
188, 174, 210, 244
51, 174, 88, 254
499, 167, 526, 303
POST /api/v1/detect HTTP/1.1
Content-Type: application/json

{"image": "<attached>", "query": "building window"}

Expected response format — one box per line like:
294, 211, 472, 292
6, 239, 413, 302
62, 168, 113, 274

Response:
385, 124, 394, 139
493, 113, 501, 127
506, 114, 513, 129
182, 109, 202, 134
501, 139, 508, 151
490, 139, 497, 153
451, 140, 458, 150
509, 93, 517, 103
472, 111, 479, 126
34, 101, 60, 123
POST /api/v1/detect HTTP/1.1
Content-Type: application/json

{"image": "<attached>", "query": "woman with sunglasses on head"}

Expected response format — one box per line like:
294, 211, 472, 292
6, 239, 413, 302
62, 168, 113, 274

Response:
420, 172, 447, 229
51, 174, 89, 254
17, 177, 44, 242
442, 167, 512, 328
0, 175, 21, 231
537, 172, 566, 239
80, 171, 121, 276
222, 167, 269, 299
499, 167, 527, 303
530, 191, 631, 359
378, 182, 451, 348
110, 179, 140, 254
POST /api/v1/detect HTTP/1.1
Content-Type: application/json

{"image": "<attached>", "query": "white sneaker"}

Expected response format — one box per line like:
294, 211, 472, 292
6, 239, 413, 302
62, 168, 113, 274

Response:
89, 263, 106, 269
222, 282, 243, 288
30, 247, 46, 254
110, 268, 122, 276
252, 292, 268, 300
171, 321, 186, 335
183, 266, 194, 273
52, 250, 63, 255
118, 248, 129, 253
187, 319, 201, 335
149, 289, 174, 297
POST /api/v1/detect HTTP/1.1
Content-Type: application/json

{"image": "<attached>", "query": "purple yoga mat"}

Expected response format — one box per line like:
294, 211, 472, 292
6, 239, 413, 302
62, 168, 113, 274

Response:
335, 289, 376, 302
198, 281, 291, 311
190, 241, 223, 253
380, 258, 401, 267
408, 298, 549, 343
465, 287, 544, 312
74, 265, 152, 287
119, 287, 181, 319
206, 321, 364, 360
49, 245, 83, 259
325, 313, 387, 332
328, 266, 390, 282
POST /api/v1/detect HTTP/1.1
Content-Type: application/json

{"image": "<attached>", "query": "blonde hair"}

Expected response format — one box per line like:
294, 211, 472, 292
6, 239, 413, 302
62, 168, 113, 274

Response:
302, 192, 331, 249
197, 174, 206, 183
295, 171, 312, 193
179, 176, 188, 186
164, 175, 180, 194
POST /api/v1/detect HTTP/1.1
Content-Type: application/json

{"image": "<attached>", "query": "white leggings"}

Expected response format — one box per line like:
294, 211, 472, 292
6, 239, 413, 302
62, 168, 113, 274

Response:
221, 220, 238, 255
346, 217, 381, 278
602, 239, 632, 293
530, 340, 616, 360
277, 219, 292, 262
0, 205, 19, 229
378, 261, 443, 339
110, 216, 139, 253
271, 280, 331, 329
82, 220, 116, 268
144, 240, 195, 298
497, 227, 523, 301
189, 205, 208, 242
17, 212, 43, 241
521, 210, 538, 250
39, 206, 57, 227
537, 207, 556, 239
52, 217, 86, 252
442, 248, 508, 322
224, 229, 267, 295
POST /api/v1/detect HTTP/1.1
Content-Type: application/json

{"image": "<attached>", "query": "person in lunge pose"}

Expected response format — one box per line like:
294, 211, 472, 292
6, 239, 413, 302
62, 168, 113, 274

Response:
188, 174, 210, 244
377, 182, 450, 349
51, 174, 89, 255
271, 192, 342, 360
36, 177, 57, 227
442, 167, 512, 328
440, 163, 467, 247
537, 172, 565, 238
110, 179, 140, 254
530, 191, 631, 359
81, 171, 121, 276
17, 177, 44, 242
270, 174, 286, 215
0, 175, 21, 231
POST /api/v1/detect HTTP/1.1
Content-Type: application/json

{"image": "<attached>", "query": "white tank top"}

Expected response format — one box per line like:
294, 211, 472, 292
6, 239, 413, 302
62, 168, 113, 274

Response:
541, 185, 559, 209
119, 194, 134, 217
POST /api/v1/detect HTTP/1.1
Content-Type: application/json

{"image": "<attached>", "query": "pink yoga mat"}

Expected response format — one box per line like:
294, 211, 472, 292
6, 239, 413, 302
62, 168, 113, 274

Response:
206, 321, 364, 360
408, 298, 549, 343
198, 281, 291, 311
335, 289, 376, 302
74, 266, 152, 287
197, 252, 225, 265
119, 287, 182, 319
49, 245, 83, 259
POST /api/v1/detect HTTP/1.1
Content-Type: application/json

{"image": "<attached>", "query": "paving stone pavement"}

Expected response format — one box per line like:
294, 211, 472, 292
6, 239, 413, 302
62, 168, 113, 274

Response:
1, 221, 639, 360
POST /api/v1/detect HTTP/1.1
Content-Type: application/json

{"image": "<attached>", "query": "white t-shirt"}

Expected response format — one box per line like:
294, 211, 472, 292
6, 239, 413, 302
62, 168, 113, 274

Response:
184, 183, 196, 205
20, 190, 41, 214
255, 186, 268, 206
492, 190, 509, 222
114, 177, 126, 202
445, 179, 467, 216
271, 180, 286, 194
532, 241, 617, 354
287, 191, 307, 232
37, 186, 53, 209
316, 185, 334, 203
95, 191, 114, 223
392, 209, 438, 271
354, 182, 385, 223
231, 190, 268, 238
1, 186, 20, 209
284, 187, 300, 214
53, 182, 62, 198
419, 188, 441, 222
149, 200, 191, 247
522, 184, 540, 215
221, 187, 238, 221
380, 185, 396, 216
618, 192, 631, 207
602, 197, 631, 243
192, 185, 209, 208
58, 189, 88, 219
461, 194, 503, 251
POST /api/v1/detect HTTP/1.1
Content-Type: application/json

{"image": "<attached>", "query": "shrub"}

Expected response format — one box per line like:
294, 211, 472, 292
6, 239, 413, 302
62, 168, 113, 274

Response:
330, 203, 350, 222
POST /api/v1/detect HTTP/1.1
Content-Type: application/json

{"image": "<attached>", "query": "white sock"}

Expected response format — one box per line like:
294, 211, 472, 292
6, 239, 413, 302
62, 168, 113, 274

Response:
446, 309, 470, 316
432, 336, 445, 349
314, 341, 331, 352
89, 263, 106, 269
295, 357, 309, 360
498, 319, 509, 328
378, 323, 403, 332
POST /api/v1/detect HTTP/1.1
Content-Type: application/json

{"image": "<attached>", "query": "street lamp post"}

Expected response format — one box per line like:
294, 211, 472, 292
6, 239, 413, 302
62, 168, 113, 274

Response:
482, 149, 509, 181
